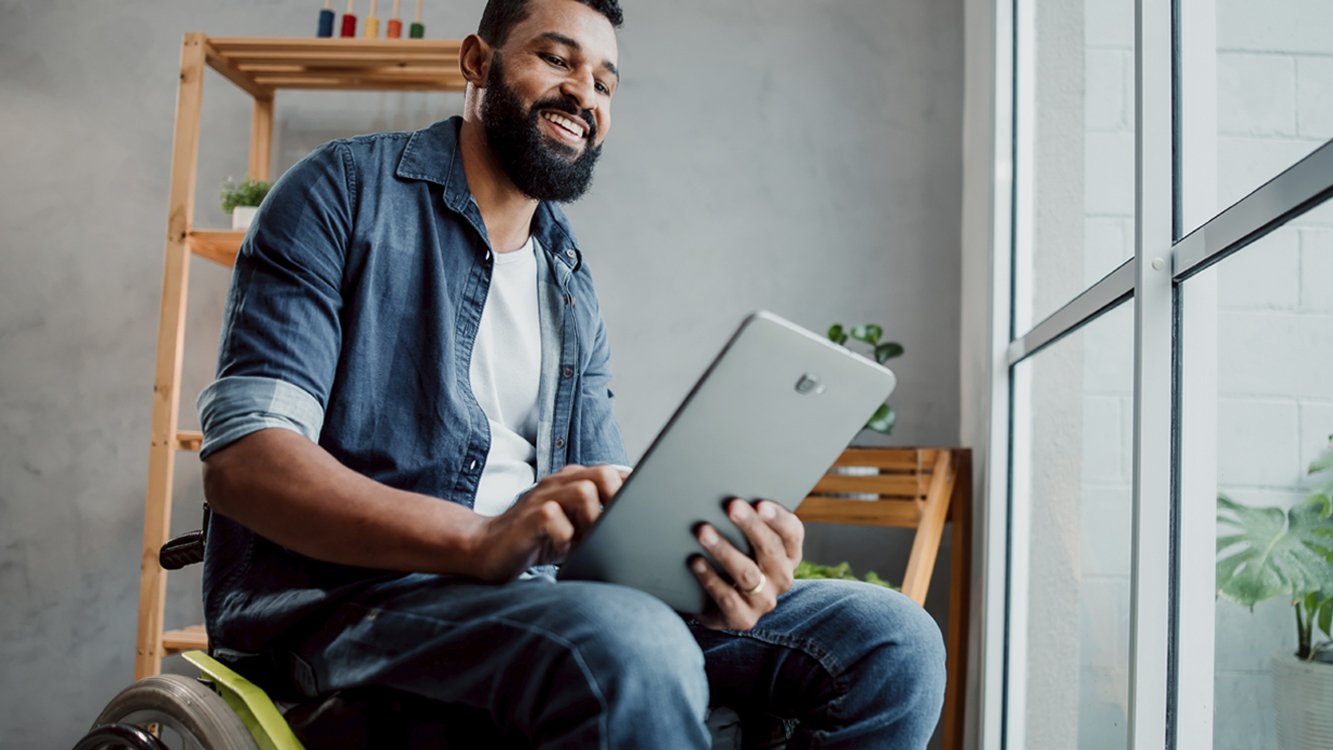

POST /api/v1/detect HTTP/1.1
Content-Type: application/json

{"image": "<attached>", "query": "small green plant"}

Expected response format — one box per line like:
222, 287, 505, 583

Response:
794, 560, 896, 590
1217, 436, 1333, 662
827, 323, 904, 433
220, 178, 272, 214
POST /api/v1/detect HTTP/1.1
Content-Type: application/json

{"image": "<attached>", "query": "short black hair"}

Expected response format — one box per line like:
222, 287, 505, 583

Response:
477, 0, 624, 47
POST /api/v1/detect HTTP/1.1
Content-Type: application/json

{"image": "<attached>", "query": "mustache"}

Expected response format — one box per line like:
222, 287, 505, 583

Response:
532, 96, 597, 140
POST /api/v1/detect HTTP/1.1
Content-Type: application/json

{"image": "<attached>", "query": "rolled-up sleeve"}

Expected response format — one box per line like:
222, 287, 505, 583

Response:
198, 140, 355, 459
197, 376, 324, 459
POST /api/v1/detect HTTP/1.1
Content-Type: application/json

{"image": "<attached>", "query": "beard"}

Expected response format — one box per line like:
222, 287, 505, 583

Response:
480, 53, 603, 203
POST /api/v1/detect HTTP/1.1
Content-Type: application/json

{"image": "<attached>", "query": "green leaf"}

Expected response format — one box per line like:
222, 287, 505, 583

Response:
827, 324, 848, 346
794, 560, 897, 590
862, 570, 897, 589
1318, 595, 1333, 639
850, 324, 882, 345
874, 342, 905, 363
1310, 452, 1333, 475
865, 403, 896, 434
1216, 494, 1333, 609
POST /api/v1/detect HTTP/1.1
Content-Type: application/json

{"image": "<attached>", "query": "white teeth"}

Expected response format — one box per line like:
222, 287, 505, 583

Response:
542, 111, 585, 138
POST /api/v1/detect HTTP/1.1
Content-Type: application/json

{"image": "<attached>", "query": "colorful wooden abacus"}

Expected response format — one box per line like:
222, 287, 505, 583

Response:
318, 0, 416, 40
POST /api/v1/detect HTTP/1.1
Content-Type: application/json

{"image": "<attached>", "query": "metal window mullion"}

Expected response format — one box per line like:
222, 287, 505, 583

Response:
980, 0, 1018, 746
1129, 0, 1175, 746
1004, 361, 1032, 750
1002, 0, 1036, 746
1171, 0, 1218, 746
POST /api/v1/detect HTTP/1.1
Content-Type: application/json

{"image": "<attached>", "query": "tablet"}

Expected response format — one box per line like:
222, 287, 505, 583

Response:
556, 310, 897, 614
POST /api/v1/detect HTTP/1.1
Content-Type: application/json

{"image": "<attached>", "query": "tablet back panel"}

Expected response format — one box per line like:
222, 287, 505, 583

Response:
557, 311, 897, 613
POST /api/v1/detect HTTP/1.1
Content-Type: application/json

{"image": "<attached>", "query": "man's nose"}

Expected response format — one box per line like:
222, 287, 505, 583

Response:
559, 69, 597, 114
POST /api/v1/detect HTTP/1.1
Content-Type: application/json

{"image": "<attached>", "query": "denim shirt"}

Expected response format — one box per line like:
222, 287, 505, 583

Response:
196, 117, 627, 655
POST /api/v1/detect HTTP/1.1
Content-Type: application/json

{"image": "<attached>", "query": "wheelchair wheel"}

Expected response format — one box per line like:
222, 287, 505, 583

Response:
86, 674, 259, 750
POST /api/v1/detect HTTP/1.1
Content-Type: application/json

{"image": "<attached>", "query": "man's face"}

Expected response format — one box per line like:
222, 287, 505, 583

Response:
479, 0, 619, 202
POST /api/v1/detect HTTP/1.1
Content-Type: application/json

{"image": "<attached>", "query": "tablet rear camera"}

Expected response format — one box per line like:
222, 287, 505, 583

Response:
795, 374, 825, 395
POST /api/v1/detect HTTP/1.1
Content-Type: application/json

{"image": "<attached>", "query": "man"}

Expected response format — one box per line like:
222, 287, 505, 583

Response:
197, 0, 946, 746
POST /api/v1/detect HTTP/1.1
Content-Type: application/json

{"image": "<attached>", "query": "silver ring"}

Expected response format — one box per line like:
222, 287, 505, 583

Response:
740, 573, 767, 597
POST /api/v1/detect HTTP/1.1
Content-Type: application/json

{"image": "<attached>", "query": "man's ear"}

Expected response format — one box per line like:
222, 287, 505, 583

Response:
459, 34, 493, 88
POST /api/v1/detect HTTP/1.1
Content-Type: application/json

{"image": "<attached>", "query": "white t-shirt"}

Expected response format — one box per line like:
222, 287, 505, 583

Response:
469, 237, 543, 517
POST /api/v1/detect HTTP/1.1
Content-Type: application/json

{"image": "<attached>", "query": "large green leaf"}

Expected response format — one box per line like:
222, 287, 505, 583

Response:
1216, 494, 1333, 609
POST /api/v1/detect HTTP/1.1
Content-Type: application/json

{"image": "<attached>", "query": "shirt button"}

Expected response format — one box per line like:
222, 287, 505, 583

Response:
469, 459, 478, 471
554, 437, 565, 449
562, 367, 573, 378
564, 248, 576, 259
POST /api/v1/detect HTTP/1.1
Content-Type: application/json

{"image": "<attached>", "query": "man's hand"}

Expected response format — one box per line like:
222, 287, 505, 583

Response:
472, 464, 628, 583
689, 499, 805, 630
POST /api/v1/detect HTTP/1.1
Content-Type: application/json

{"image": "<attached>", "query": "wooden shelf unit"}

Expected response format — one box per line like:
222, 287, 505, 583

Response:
796, 447, 971, 750
138, 33, 467, 681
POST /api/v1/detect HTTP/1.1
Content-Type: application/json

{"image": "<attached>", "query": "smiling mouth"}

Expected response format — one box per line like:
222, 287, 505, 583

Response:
540, 110, 589, 140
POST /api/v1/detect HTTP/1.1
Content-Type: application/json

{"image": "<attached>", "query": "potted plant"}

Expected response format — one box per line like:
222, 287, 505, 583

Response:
826, 323, 904, 434
221, 177, 272, 230
1216, 436, 1333, 750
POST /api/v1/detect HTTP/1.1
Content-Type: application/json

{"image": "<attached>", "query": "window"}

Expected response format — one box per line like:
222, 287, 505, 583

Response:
984, 0, 1333, 748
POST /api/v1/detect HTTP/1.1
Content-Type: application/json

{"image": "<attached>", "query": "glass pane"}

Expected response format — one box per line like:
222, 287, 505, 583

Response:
1011, 302, 1134, 749
1018, 0, 1137, 331
1182, 209, 1333, 749
1213, 0, 1333, 219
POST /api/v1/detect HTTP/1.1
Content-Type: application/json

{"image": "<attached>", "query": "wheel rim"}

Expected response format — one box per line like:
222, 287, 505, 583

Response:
110, 709, 211, 750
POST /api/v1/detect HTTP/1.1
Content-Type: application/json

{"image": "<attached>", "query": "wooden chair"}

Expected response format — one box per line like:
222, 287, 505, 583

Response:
796, 447, 971, 750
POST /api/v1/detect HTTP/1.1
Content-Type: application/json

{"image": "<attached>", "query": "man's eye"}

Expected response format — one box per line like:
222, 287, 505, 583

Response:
541, 53, 567, 68
595, 81, 611, 95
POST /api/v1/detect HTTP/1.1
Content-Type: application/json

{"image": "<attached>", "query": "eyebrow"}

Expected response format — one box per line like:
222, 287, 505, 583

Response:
540, 31, 619, 80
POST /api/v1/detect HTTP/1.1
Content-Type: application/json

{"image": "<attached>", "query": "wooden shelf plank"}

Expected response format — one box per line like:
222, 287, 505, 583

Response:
249, 76, 466, 91
795, 497, 921, 528
230, 52, 460, 66
204, 37, 467, 93
202, 40, 272, 100
186, 229, 242, 267
162, 624, 208, 653
809, 473, 926, 497
829, 447, 937, 470
208, 37, 462, 54
176, 431, 203, 452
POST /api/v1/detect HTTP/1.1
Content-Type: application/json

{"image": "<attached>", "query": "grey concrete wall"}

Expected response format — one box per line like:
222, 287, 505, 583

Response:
0, 1, 962, 746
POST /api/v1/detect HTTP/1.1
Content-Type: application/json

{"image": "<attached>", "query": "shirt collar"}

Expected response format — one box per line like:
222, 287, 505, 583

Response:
396, 117, 583, 272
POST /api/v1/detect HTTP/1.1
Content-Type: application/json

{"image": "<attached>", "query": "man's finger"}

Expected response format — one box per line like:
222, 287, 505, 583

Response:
561, 478, 603, 531
755, 500, 804, 560
696, 523, 765, 593
536, 500, 576, 548
726, 499, 786, 569
689, 556, 765, 630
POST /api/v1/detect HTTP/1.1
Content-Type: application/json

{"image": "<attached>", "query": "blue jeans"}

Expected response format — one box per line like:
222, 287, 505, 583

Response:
277, 576, 947, 749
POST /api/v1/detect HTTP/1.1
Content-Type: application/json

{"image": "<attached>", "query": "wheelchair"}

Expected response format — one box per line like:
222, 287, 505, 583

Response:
75, 512, 788, 749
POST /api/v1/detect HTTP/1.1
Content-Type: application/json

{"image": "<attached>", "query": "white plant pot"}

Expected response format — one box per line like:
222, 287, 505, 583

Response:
1272, 655, 1333, 750
231, 206, 258, 230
